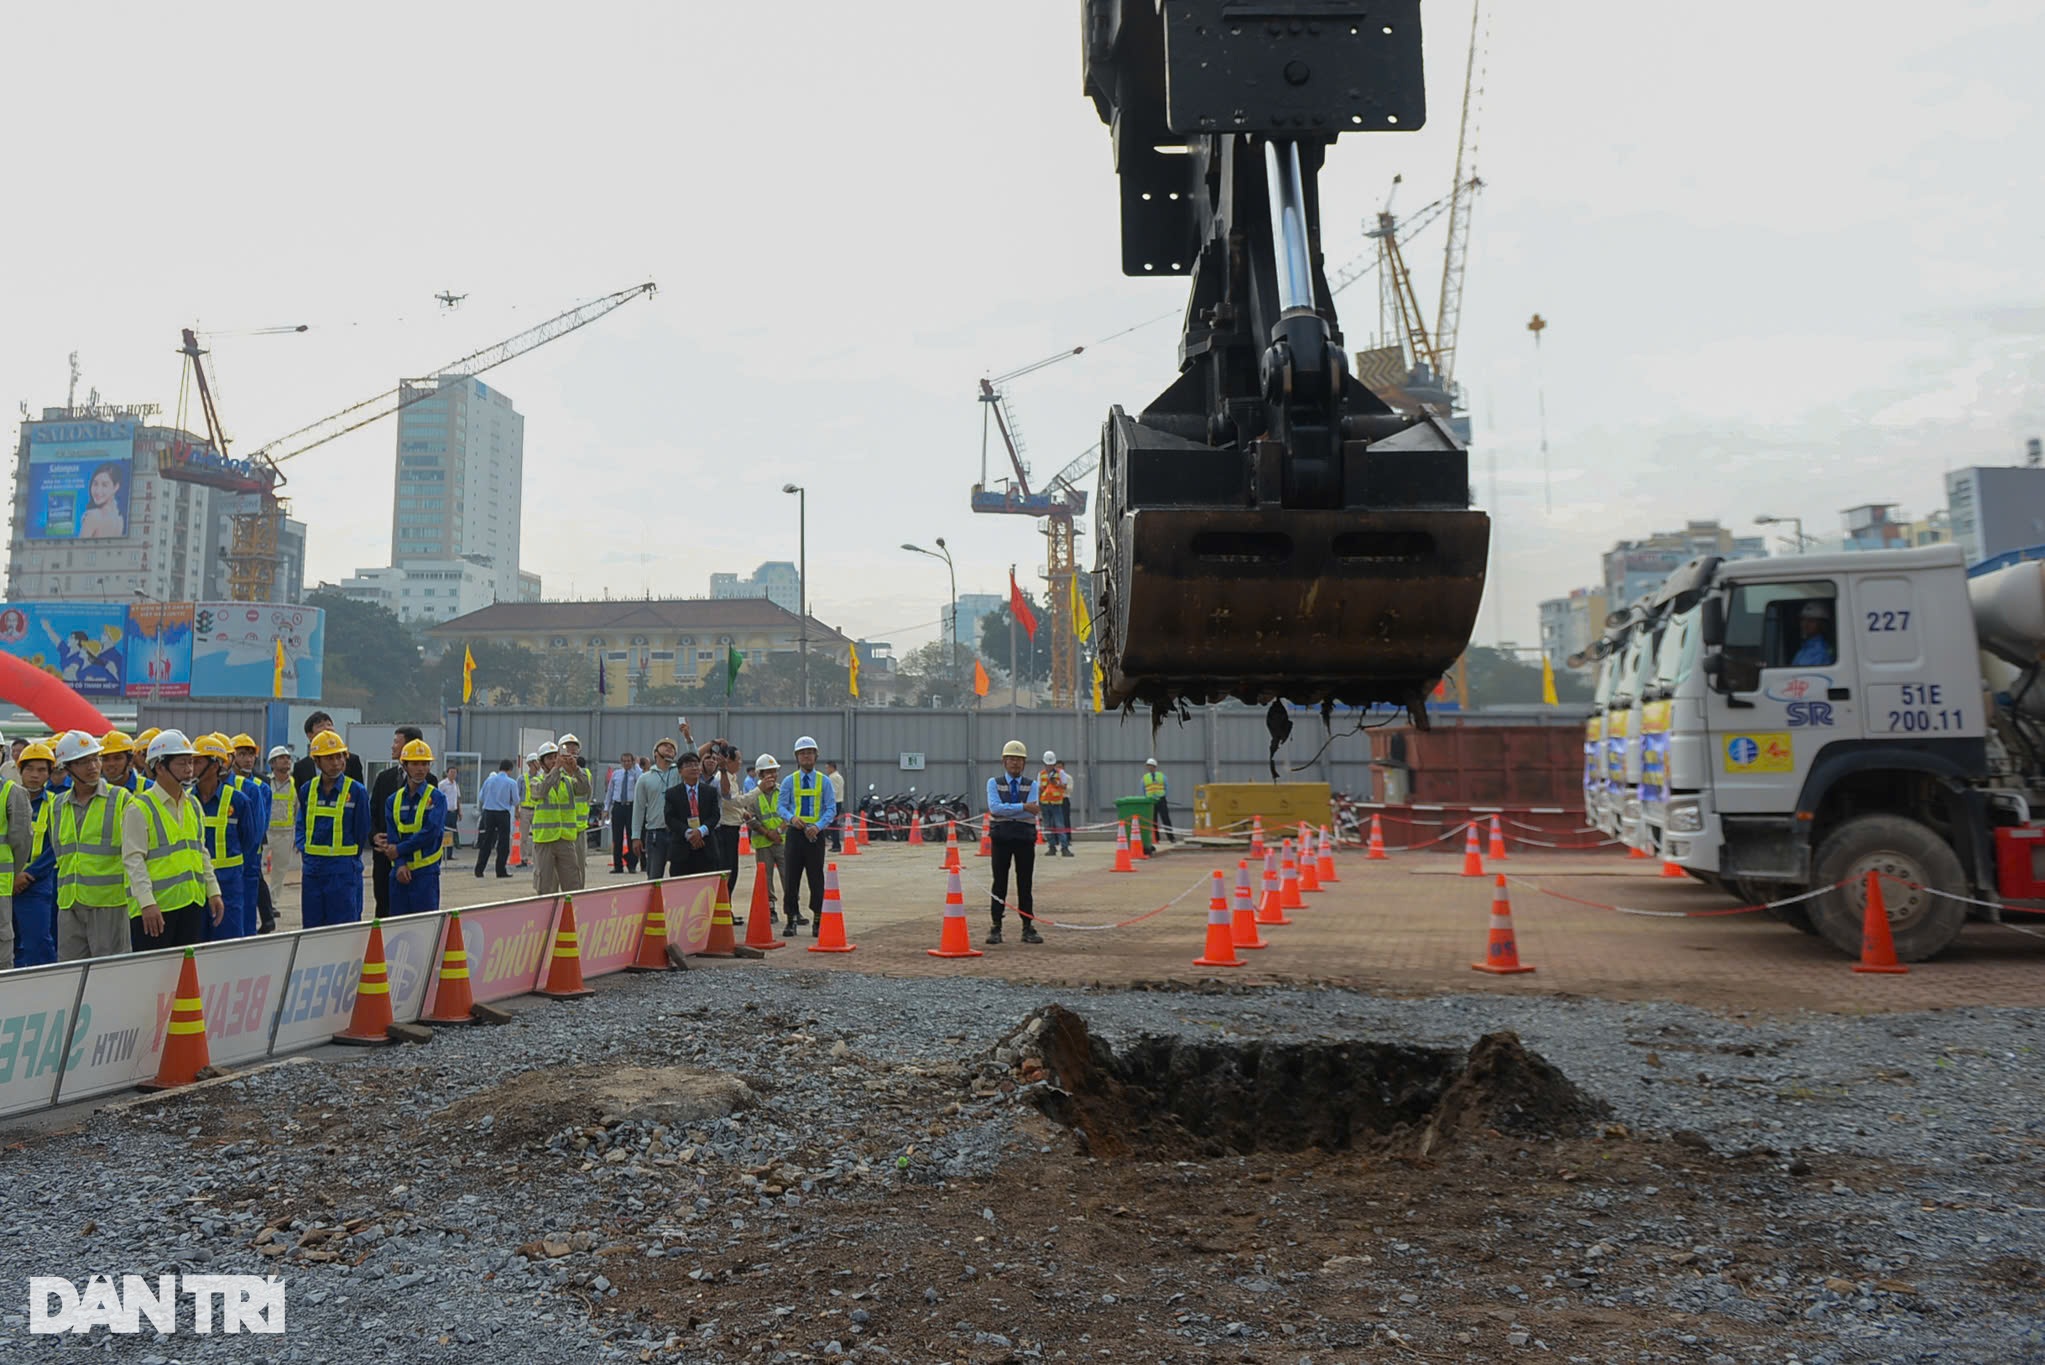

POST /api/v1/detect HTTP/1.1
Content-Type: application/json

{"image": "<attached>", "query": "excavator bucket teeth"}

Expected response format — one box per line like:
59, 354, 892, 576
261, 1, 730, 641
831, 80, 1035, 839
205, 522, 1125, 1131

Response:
1100, 507, 1490, 713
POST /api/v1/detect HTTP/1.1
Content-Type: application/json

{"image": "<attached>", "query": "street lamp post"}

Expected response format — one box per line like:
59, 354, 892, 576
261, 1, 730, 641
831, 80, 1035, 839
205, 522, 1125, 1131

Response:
902, 540, 958, 697
783, 483, 808, 707
1754, 513, 1812, 554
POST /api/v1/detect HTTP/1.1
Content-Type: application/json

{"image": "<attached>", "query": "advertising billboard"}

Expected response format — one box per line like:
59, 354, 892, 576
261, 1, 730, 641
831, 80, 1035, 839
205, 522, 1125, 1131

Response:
124, 601, 195, 699
0, 602, 130, 697
191, 602, 325, 700
23, 420, 135, 541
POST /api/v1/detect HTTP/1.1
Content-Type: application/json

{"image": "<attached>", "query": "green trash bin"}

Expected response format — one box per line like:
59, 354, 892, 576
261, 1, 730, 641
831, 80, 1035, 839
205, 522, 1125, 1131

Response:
1114, 795, 1161, 854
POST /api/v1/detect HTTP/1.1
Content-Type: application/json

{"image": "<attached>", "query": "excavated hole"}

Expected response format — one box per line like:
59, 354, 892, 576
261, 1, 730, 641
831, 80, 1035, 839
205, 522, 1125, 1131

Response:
1014, 1005, 1607, 1160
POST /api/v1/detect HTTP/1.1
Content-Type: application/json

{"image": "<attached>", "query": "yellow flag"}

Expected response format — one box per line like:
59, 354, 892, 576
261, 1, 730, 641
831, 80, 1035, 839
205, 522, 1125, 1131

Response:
848, 646, 861, 699
271, 638, 286, 699
1071, 576, 1093, 644
462, 645, 477, 704
1540, 653, 1559, 705
1091, 657, 1105, 714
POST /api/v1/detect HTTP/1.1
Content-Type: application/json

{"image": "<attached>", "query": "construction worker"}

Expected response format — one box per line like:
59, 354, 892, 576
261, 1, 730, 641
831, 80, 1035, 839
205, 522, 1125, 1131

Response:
518, 751, 541, 864
1142, 758, 1177, 843
370, 726, 425, 918
777, 736, 834, 937
528, 741, 584, 895
128, 730, 225, 951
50, 730, 136, 959
742, 754, 783, 922
231, 733, 274, 931
99, 731, 143, 794
0, 749, 29, 969
9, 741, 56, 966
1038, 750, 1073, 857
190, 735, 256, 939
985, 740, 1044, 944
558, 733, 594, 876
297, 730, 369, 928
376, 737, 446, 915
264, 746, 299, 921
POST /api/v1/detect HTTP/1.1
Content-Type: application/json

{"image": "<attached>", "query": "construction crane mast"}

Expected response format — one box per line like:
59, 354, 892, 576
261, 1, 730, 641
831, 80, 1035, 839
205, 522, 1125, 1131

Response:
164, 282, 657, 601
1433, 0, 1486, 396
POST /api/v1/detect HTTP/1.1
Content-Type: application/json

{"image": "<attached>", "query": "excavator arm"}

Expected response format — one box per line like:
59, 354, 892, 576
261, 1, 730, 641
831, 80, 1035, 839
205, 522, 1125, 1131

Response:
1083, 0, 1489, 722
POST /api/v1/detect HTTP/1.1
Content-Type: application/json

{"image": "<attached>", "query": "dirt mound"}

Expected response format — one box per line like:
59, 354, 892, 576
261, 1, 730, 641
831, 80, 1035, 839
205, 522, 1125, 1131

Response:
1002, 1005, 1605, 1159
438, 1065, 754, 1151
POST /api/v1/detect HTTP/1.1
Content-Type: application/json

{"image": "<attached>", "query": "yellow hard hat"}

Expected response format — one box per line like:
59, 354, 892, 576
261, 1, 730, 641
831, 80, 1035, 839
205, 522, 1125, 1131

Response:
230, 733, 258, 752
205, 733, 232, 751
194, 734, 234, 761
99, 730, 135, 757
18, 741, 55, 766
310, 731, 349, 758
400, 738, 435, 763
1001, 740, 1028, 758
135, 727, 162, 748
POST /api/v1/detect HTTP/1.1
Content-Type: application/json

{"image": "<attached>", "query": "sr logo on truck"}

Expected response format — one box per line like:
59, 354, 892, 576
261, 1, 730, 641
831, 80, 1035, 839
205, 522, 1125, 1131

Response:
1764, 674, 1836, 728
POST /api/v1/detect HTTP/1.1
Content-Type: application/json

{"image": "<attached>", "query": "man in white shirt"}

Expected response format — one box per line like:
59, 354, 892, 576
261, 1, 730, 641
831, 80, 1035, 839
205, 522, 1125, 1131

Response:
608, 750, 640, 873
825, 760, 847, 851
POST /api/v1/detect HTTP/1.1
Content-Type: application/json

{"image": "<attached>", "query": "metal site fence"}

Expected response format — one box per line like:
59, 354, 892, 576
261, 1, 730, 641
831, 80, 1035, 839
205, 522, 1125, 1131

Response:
432, 704, 1588, 831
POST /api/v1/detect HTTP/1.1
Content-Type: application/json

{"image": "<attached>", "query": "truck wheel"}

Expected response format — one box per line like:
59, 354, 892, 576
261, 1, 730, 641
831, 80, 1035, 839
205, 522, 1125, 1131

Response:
1809, 815, 1968, 962
1741, 878, 1817, 934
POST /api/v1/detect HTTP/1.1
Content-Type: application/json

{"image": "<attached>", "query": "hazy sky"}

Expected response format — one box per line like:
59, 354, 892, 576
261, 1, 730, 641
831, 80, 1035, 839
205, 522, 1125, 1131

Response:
5, 1, 2041, 655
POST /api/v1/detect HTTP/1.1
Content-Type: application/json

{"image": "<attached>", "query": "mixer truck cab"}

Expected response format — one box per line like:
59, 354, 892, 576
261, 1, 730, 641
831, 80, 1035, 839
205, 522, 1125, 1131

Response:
1660, 543, 2045, 960
1638, 602, 1699, 860
1610, 602, 1670, 852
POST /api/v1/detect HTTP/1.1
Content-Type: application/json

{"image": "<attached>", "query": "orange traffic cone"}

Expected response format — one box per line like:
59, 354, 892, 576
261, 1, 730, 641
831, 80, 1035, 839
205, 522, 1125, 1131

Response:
1257, 848, 1291, 926
842, 815, 861, 857
976, 822, 993, 858
1852, 870, 1910, 974
739, 822, 752, 857
1280, 839, 1304, 908
334, 920, 397, 1045
1110, 820, 1135, 873
1660, 859, 1687, 879
1230, 859, 1267, 949
1366, 814, 1388, 860
422, 910, 478, 1024
1130, 818, 1149, 861
1627, 841, 1652, 860
1299, 833, 1322, 893
1472, 874, 1536, 975
810, 863, 856, 953
139, 949, 210, 1090
1460, 822, 1485, 877
740, 870, 784, 952
537, 897, 596, 1000
1194, 870, 1245, 968
1036, 819, 1046, 848
1488, 815, 1509, 861
1317, 826, 1339, 882
1250, 815, 1266, 859
698, 877, 741, 957
908, 815, 924, 847
927, 867, 984, 958
509, 822, 524, 869
941, 819, 961, 872
627, 883, 676, 973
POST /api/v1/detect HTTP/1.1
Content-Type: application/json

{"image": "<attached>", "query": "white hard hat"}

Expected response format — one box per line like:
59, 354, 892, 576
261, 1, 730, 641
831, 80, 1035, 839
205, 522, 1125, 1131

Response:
1043, 750, 1057, 765
267, 745, 292, 761
147, 729, 199, 768
1145, 757, 1158, 767
793, 735, 818, 752
52, 730, 103, 766
536, 741, 559, 757
525, 752, 540, 763
755, 753, 780, 773
1801, 600, 1833, 621
1002, 740, 1028, 758
558, 733, 581, 746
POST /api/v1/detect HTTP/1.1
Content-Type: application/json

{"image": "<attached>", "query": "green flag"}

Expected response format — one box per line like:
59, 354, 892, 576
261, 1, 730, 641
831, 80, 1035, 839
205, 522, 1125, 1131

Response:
725, 644, 743, 696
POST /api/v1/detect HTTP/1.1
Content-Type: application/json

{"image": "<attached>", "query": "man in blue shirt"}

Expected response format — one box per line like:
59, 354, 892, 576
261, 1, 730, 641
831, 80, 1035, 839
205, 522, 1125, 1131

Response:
1791, 600, 1836, 667
777, 736, 835, 938
984, 740, 1043, 945
474, 758, 521, 879
607, 750, 640, 874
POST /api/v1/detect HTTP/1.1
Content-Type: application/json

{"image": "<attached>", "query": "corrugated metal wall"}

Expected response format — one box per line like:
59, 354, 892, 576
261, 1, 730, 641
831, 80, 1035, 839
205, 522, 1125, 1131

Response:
446, 704, 1591, 822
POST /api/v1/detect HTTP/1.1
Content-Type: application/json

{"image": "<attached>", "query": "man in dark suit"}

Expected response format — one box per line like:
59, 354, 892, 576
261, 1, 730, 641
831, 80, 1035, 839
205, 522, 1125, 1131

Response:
291, 712, 366, 789
663, 749, 722, 880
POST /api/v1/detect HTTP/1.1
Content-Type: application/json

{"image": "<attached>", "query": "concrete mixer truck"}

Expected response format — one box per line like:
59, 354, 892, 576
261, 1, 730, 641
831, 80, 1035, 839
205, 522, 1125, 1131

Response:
1650, 543, 2045, 960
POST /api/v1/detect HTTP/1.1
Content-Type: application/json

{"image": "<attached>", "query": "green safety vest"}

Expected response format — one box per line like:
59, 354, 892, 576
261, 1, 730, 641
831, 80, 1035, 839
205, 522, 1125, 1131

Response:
519, 773, 537, 810
531, 768, 579, 844
753, 789, 785, 839
1142, 771, 1166, 799
29, 790, 51, 862
304, 776, 361, 857
392, 783, 444, 869
197, 785, 244, 870
789, 770, 825, 823
55, 787, 132, 913
138, 787, 208, 914
269, 777, 299, 832
0, 779, 14, 881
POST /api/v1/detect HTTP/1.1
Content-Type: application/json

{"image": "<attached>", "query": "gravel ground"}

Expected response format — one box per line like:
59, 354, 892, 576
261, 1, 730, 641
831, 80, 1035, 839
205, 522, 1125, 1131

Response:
1, 966, 2040, 1362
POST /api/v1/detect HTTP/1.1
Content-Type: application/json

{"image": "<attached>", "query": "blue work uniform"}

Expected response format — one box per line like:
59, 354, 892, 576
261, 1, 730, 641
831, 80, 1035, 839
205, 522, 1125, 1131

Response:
12, 788, 58, 967
296, 774, 369, 928
233, 771, 270, 928
195, 781, 255, 940
384, 781, 447, 915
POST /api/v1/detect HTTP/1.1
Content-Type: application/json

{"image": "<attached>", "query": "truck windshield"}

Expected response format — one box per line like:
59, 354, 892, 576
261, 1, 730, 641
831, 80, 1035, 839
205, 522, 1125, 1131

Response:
1651, 609, 1698, 694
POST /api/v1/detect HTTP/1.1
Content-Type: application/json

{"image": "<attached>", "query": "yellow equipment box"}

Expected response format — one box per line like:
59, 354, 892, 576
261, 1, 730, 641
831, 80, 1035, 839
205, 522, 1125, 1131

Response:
1193, 782, 1332, 837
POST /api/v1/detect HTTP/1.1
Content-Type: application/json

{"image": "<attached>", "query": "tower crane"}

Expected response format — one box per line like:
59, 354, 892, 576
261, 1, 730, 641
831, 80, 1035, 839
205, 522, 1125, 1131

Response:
166, 282, 657, 601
